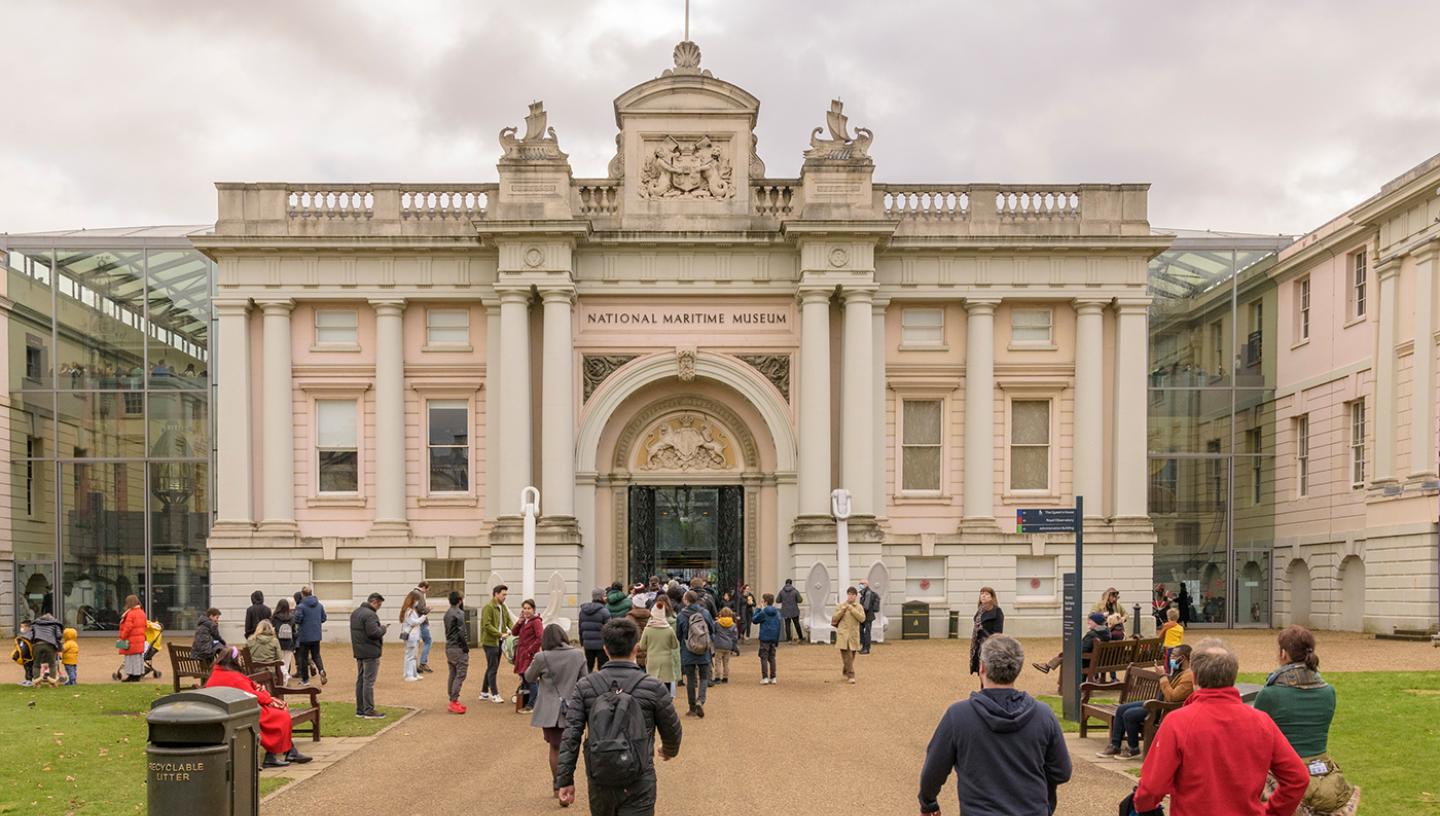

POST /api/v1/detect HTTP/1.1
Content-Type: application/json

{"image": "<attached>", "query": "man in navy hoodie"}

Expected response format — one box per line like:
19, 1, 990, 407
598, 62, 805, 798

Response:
917, 635, 1071, 815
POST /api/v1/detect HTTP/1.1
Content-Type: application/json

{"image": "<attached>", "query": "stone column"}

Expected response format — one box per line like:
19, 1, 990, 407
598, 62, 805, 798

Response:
213, 299, 253, 528
963, 299, 998, 521
540, 287, 576, 518
1073, 299, 1107, 514
1375, 258, 1400, 483
841, 286, 875, 516
798, 288, 833, 516
1409, 243, 1438, 482
371, 299, 408, 532
1112, 299, 1150, 518
495, 287, 533, 517
484, 300, 502, 519
871, 296, 890, 517
258, 299, 296, 532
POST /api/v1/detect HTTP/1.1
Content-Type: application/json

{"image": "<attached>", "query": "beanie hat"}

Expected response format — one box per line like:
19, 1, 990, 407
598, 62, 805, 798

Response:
1088, 611, 1108, 626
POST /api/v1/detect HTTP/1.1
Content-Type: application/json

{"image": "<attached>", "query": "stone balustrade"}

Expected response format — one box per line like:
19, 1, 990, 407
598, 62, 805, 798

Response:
575, 180, 620, 216
875, 183, 1150, 238
753, 181, 800, 217
878, 185, 971, 220
401, 186, 491, 221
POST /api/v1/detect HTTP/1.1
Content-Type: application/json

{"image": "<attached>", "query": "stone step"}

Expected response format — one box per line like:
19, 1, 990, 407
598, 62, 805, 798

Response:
1375, 632, 1436, 642
1393, 627, 1439, 637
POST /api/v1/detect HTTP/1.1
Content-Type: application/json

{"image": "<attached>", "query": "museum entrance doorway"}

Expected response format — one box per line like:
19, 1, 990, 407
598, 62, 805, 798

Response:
628, 485, 744, 593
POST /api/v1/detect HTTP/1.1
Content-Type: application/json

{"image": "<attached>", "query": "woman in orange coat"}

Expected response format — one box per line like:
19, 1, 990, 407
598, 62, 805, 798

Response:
115, 595, 147, 682
205, 646, 312, 768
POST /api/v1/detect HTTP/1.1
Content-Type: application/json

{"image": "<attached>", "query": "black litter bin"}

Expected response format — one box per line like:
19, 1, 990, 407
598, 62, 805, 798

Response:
948, 610, 961, 639
466, 605, 479, 646
902, 601, 930, 639
147, 687, 261, 816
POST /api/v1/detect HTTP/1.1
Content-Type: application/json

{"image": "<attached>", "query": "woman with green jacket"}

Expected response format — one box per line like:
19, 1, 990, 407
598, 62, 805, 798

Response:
638, 594, 681, 697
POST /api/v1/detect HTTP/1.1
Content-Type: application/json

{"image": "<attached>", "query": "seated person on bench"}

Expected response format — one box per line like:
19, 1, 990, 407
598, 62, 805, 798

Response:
205, 646, 313, 768
1033, 611, 1112, 675
1096, 644, 1193, 759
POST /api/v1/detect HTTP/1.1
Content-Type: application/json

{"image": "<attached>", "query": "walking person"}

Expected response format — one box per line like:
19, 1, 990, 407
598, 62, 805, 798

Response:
555, 617, 683, 814
512, 599, 544, 713
292, 586, 329, 685
350, 592, 388, 719
917, 636, 1072, 815
858, 579, 880, 654
243, 590, 271, 639
675, 591, 716, 717
969, 587, 1004, 676
579, 587, 612, 672
752, 593, 781, 685
524, 623, 587, 800
711, 606, 740, 683
777, 578, 804, 643
400, 590, 427, 682
479, 584, 515, 704
270, 598, 295, 682
832, 587, 865, 684
739, 584, 757, 644
639, 594, 681, 697
442, 591, 470, 714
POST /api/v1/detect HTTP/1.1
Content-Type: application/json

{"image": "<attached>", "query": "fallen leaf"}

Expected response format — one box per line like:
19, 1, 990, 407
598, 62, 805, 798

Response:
64, 777, 74, 783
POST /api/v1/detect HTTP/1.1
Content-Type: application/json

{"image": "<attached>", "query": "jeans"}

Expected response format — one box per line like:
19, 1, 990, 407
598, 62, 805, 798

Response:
758, 641, 777, 679
445, 647, 469, 702
355, 657, 379, 715
587, 771, 657, 816
65, 665, 78, 685
1108, 701, 1149, 749
419, 621, 432, 665
482, 645, 502, 696
403, 635, 421, 678
784, 616, 804, 642
714, 651, 731, 680
682, 663, 711, 710
860, 619, 873, 651
585, 647, 608, 673
296, 641, 325, 682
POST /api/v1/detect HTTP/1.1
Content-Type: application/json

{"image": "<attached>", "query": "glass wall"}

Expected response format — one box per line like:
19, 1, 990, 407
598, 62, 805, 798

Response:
4, 235, 212, 634
1147, 233, 1289, 627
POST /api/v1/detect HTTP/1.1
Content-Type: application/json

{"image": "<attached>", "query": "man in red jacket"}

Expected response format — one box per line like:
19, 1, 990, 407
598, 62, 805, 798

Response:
1133, 638, 1308, 815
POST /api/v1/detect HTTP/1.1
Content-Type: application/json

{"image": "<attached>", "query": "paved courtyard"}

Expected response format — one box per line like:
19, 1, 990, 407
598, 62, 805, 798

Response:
250, 628, 1433, 815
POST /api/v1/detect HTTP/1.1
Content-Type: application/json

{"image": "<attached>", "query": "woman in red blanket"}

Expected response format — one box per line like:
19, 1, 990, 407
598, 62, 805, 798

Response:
205, 646, 313, 768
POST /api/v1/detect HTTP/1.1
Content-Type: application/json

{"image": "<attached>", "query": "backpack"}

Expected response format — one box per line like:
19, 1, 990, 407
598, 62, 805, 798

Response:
276, 621, 293, 641
684, 610, 711, 655
11, 637, 33, 666
582, 673, 649, 786
863, 589, 880, 614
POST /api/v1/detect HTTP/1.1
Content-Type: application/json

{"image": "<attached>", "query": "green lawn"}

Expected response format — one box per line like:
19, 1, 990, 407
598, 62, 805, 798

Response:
0, 683, 402, 814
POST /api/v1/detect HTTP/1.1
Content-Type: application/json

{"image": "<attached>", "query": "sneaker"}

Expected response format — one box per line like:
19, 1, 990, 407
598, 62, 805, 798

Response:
1032, 662, 1052, 675
478, 692, 492, 702
771, 678, 778, 685
848, 677, 856, 684
1096, 744, 1121, 758
1120, 746, 1139, 759
760, 678, 769, 685
695, 704, 705, 718
447, 701, 467, 714
361, 711, 387, 720
492, 694, 505, 704
262, 753, 290, 768
404, 676, 421, 682
286, 749, 313, 764
18, 681, 33, 687
318, 669, 328, 685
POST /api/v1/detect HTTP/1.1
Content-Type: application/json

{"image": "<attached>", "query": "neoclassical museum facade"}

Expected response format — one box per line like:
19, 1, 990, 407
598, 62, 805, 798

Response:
17, 42, 1167, 640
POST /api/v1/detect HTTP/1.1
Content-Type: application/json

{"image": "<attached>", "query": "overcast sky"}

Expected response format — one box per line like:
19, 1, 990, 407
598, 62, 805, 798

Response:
3, 1, 1438, 237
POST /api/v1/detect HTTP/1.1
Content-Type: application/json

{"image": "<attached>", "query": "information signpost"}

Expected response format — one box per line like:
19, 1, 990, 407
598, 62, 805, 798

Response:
1018, 496, 1084, 721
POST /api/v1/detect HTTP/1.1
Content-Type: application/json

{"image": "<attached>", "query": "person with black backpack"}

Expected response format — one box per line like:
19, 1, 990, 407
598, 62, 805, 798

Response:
675, 591, 717, 717
556, 617, 682, 814
857, 580, 881, 655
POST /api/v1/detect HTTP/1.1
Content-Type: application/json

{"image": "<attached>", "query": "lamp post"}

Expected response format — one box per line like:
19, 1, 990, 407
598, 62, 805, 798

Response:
520, 486, 540, 606
832, 488, 852, 603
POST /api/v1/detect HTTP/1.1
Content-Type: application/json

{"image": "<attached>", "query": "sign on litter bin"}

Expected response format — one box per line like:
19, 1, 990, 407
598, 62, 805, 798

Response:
147, 687, 261, 816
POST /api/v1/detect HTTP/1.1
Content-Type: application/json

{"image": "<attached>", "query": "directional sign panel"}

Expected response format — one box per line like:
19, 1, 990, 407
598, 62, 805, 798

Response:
1016, 507, 1079, 533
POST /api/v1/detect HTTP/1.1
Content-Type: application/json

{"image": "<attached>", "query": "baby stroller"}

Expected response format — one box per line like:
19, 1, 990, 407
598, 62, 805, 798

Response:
110, 620, 164, 681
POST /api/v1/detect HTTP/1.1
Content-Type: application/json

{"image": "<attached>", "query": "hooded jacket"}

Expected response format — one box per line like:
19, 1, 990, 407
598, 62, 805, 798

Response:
605, 588, 632, 618
751, 605, 782, 642
555, 660, 682, 789
918, 688, 1071, 815
292, 595, 328, 644
777, 583, 803, 618
243, 591, 271, 639
30, 614, 64, 649
62, 629, 79, 665
578, 592, 611, 651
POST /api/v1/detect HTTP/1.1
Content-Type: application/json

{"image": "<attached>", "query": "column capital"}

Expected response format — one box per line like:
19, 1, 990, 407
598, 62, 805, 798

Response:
964, 298, 1000, 315
213, 297, 253, 316
1412, 238, 1440, 265
797, 286, 833, 305
368, 298, 407, 316
494, 284, 533, 304
1073, 298, 1109, 315
1377, 257, 1403, 280
256, 298, 295, 315
841, 285, 877, 305
1113, 297, 1151, 314
871, 293, 892, 313
538, 285, 576, 305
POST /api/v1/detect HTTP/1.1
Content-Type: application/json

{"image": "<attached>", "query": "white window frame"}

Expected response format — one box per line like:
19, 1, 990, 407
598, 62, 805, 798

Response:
900, 307, 946, 349
311, 560, 353, 607
1296, 278, 1311, 343
423, 559, 467, 600
1009, 307, 1054, 349
1349, 251, 1367, 320
1349, 400, 1365, 488
1005, 394, 1056, 496
424, 307, 471, 349
904, 557, 946, 601
426, 398, 472, 496
314, 308, 359, 348
1295, 414, 1310, 497
1015, 555, 1058, 604
314, 398, 361, 496
897, 397, 945, 497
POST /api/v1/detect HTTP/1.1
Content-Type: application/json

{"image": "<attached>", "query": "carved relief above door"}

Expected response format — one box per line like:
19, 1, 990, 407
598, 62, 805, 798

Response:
633, 412, 739, 472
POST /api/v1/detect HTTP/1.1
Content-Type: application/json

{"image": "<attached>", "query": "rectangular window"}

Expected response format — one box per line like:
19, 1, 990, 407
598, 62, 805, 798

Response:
1297, 278, 1311, 341
24, 335, 45, 382
1350, 252, 1367, 318
1349, 400, 1366, 487
1206, 439, 1222, 506
900, 399, 943, 492
900, 308, 944, 348
1011, 308, 1053, 345
25, 438, 36, 517
311, 561, 353, 605
426, 308, 470, 346
905, 557, 945, 600
1210, 320, 1224, 375
427, 399, 470, 493
1248, 428, 1263, 505
315, 399, 359, 493
1016, 556, 1056, 600
315, 308, 358, 345
1009, 399, 1050, 491
1295, 415, 1310, 497
1247, 301, 1263, 365
423, 559, 466, 600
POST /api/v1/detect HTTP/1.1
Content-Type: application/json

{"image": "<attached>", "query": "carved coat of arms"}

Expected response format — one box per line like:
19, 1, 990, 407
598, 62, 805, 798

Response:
639, 415, 731, 471
641, 136, 734, 199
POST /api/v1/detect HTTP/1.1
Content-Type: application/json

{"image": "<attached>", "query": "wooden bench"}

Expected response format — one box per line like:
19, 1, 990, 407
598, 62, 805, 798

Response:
1078, 663, 1164, 741
166, 643, 209, 693
250, 670, 322, 742
238, 646, 285, 689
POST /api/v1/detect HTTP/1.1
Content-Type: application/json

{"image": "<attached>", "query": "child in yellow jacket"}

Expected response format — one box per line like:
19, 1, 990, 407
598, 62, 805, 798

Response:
61, 628, 79, 686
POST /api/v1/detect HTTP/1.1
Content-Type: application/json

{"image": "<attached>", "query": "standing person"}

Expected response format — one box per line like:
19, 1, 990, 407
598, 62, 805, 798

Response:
192, 608, 225, 668
858, 580, 881, 654
30, 612, 63, 687
479, 585, 515, 704
442, 591, 470, 714
1254, 626, 1358, 815
555, 618, 683, 814
675, 591, 716, 717
412, 581, 434, 674
777, 579, 804, 643
1097, 644, 1193, 759
739, 584, 757, 644
292, 587, 329, 686
711, 607, 740, 684
206, 646, 312, 768
1131, 638, 1308, 816
917, 636, 1072, 816
1177, 582, 1193, 626
579, 588, 612, 672
61, 627, 79, 685
751, 593, 781, 685
639, 595, 681, 696
525, 623, 587, 800
349, 593, 388, 719
115, 595, 147, 682
969, 587, 1005, 676
243, 590, 271, 639
512, 599, 544, 713
832, 587, 865, 685
270, 599, 295, 683
399, 590, 427, 682
606, 583, 633, 618
14, 620, 35, 686
1158, 607, 1185, 664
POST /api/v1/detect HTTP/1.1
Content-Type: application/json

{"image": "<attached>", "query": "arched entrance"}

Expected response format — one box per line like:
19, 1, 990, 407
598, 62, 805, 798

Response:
1339, 555, 1366, 632
1285, 559, 1311, 628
